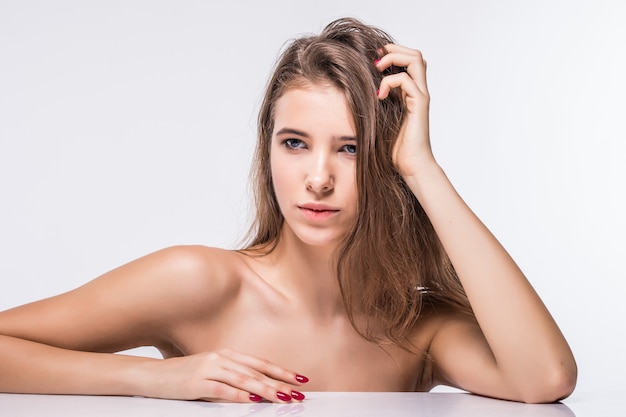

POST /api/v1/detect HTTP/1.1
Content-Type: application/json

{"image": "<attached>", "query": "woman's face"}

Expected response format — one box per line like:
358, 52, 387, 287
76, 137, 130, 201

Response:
270, 84, 358, 248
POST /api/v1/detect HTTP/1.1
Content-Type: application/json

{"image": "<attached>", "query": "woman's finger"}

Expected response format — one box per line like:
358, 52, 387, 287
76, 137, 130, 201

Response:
377, 72, 427, 111
219, 348, 308, 386
204, 349, 307, 402
375, 44, 428, 95
379, 43, 426, 68
203, 365, 301, 403
381, 43, 421, 56
196, 379, 262, 403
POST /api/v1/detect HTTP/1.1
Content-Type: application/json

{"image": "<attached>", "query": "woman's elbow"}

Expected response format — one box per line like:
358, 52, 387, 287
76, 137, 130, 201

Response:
519, 361, 578, 404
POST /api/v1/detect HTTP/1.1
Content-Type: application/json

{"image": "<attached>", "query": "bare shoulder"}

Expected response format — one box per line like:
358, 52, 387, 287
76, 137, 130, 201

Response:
0, 245, 246, 354
140, 245, 244, 304
422, 303, 482, 341
419, 303, 497, 392
71, 245, 245, 311
411, 302, 477, 344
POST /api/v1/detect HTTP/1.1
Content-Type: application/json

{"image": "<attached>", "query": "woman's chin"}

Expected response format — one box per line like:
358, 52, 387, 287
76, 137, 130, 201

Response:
291, 230, 344, 250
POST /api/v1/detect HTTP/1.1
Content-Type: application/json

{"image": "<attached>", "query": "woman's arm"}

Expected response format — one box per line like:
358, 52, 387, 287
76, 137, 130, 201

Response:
0, 246, 304, 402
0, 334, 155, 395
407, 163, 576, 402
376, 45, 577, 403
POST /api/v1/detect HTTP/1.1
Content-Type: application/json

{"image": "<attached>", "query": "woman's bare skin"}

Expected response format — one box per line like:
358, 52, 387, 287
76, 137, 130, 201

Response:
0, 41, 576, 404
0, 245, 437, 399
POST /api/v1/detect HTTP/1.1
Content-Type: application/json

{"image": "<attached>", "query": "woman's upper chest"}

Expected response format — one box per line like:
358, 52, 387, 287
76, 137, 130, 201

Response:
160, 253, 438, 391
168, 296, 433, 391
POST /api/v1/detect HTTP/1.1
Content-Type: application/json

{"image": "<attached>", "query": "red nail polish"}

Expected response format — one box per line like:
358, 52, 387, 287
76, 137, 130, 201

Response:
291, 390, 305, 401
295, 374, 309, 383
249, 393, 262, 402
374, 58, 382, 65
276, 391, 292, 402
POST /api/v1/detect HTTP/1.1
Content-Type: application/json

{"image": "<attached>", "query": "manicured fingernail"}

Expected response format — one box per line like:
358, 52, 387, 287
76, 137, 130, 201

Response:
295, 374, 309, 383
374, 58, 382, 65
376, 89, 380, 97
249, 393, 262, 402
276, 391, 292, 402
291, 390, 305, 401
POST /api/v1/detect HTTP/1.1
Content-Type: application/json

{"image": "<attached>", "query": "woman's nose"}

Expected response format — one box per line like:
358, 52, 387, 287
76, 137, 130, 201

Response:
305, 153, 334, 194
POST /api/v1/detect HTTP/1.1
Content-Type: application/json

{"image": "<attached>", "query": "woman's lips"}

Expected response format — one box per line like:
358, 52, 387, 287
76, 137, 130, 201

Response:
298, 204, 340, 220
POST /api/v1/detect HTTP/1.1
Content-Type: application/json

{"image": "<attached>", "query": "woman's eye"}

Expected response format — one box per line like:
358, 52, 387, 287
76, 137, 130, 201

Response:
342, 144, 357, 155
284, 139, 305, 149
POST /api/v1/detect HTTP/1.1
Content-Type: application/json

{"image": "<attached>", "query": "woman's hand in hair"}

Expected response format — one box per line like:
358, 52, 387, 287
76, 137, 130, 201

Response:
138, 348, 307, 403
377, 46, 578, 402
375, 44, 436, 179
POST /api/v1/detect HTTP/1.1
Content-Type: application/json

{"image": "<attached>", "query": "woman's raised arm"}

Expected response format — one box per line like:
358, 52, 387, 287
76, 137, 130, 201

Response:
376, 44, 577, 403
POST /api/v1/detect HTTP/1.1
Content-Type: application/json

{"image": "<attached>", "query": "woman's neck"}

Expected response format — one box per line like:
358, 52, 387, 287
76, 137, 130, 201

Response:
263, 226, 345, 320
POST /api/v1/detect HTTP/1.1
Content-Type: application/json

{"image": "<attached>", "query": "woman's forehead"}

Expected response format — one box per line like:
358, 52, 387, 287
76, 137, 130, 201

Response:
272, 85, 356, 138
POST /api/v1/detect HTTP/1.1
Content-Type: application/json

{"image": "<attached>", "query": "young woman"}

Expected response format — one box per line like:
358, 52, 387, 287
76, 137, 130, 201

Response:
0, 18, 576, 404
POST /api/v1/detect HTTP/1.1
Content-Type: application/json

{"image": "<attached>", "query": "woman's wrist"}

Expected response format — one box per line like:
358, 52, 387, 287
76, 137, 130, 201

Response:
116, 354, 161, 398
401, 158, 446, 202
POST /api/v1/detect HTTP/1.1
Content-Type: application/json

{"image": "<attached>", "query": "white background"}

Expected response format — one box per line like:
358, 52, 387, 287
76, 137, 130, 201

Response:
1, 0, 624, 397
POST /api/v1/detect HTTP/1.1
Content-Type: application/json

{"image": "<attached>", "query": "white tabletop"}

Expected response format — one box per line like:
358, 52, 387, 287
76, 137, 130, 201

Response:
0, 391, 618, 416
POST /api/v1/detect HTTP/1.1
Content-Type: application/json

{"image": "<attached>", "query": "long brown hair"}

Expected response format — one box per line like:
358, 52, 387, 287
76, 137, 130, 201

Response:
244, 17, 474, 348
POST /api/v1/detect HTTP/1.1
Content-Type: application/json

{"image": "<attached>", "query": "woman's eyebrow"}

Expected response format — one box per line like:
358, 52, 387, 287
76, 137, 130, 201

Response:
338, 135, 357, 142
275, 127, 309, 137
275, 127, 356, 142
